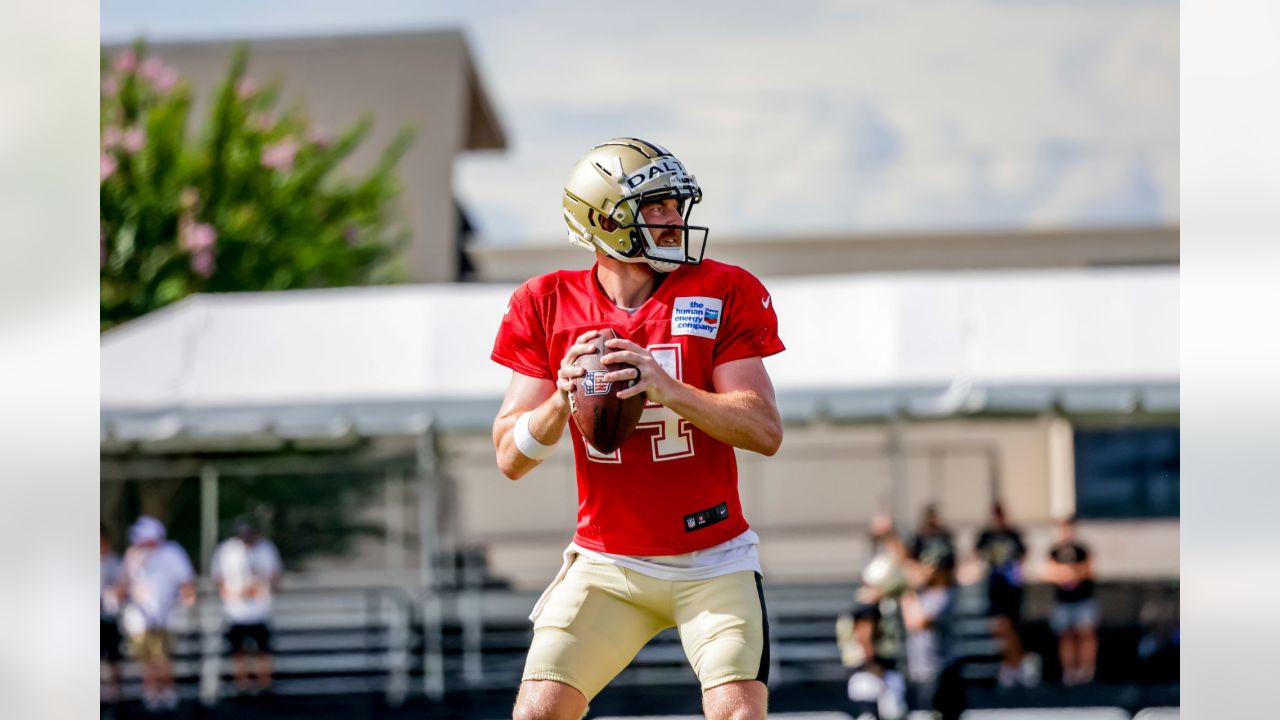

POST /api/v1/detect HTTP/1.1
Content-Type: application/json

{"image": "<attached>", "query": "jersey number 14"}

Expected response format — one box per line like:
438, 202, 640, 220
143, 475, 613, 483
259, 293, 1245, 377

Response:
586, 344, 695, 463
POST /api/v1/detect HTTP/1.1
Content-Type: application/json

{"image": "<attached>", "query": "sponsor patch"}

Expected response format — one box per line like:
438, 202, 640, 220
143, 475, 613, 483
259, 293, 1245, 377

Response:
672, 296, 723, 339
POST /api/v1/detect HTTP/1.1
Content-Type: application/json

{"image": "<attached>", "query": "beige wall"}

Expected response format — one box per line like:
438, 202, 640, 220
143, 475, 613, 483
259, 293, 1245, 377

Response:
440, 417, 1177, 589
111, 31, 505, 283
253, 415, 1176, 588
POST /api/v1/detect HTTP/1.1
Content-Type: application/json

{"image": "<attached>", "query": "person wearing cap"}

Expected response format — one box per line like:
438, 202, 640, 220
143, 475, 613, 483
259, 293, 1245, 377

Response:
210, 516, 283, 694
117, 515, 196, 711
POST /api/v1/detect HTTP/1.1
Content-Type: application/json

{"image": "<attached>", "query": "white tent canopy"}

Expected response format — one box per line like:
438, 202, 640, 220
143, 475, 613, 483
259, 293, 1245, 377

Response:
101, 267, 1177, 448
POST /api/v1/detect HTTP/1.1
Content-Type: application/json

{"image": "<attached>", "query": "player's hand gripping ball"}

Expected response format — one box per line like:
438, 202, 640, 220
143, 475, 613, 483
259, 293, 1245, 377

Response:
567, 328, 646, 454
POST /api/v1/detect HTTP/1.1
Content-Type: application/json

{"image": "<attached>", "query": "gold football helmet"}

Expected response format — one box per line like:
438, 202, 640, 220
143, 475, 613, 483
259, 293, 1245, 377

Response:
562, 138, 707, 273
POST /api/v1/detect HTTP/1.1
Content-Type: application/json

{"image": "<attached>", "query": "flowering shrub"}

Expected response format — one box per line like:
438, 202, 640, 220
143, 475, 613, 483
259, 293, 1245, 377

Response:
100, 42, 414, 330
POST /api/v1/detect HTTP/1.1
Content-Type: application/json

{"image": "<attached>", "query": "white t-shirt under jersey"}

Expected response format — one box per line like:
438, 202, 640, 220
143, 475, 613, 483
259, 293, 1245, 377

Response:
572, 528, 762, 581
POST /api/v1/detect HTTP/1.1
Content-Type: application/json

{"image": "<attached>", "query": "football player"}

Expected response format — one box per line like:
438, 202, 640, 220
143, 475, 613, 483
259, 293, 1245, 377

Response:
491, 138, 785, 720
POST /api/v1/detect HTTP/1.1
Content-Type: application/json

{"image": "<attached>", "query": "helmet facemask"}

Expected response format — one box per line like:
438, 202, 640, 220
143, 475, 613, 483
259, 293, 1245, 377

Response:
610, 188, 708, 273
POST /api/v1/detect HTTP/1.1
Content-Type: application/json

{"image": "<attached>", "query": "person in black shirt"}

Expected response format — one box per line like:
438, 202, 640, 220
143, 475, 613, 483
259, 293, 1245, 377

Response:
1045, 516, 1098, 685
974, 502, 1032, 688
908, 504, 956, 586
902, 506, 966, 719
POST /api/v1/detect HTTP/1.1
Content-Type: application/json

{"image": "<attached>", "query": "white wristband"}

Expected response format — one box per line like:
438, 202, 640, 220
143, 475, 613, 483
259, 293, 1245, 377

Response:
514, 410, 557, 460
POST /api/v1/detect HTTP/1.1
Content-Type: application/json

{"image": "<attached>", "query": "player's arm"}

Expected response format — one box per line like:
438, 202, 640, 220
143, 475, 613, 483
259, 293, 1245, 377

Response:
493, 329, 601, 480
602, 340, 783, 456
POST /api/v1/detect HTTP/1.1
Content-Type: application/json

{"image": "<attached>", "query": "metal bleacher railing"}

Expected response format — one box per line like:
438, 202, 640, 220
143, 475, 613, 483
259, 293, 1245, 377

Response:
109, 575, 1175, 712
113, 579, 880, 705
113, 585, 416, 705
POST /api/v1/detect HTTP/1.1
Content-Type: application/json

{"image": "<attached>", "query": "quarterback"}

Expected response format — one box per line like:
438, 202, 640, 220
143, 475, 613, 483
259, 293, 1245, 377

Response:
491, 138, 784, 720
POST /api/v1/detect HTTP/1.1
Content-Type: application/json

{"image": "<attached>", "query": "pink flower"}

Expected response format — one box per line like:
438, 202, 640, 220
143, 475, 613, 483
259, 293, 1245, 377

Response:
101, 76, 118, 95
306, 126, 329, 147
261, 138, 299, 171
102, 126, 122, 149
180, 219, 218, 278
122, 127, 145, 154
180, 221, 217, 253
139, 57, 164, 83
154, 66, 179, 92
113, 49, 137, 74
236, 77, 257, 99
100, 153, 117, 182
191, 249, 216, 278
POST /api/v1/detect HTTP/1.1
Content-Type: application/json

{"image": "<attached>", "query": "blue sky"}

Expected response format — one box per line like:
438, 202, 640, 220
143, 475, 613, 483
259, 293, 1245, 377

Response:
102, 0, 1178, 244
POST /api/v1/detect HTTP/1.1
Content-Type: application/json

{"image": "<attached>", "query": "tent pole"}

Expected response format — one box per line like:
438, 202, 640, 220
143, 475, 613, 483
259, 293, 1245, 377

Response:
417, 424, 445, 701
386, 468, 405, 575
199, 464, 219, 574
198, 463, 221, 706
887, 413, 910, 532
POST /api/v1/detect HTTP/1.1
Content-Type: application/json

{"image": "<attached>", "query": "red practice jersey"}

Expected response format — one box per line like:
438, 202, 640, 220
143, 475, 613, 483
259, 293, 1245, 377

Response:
492, 259, 785, 555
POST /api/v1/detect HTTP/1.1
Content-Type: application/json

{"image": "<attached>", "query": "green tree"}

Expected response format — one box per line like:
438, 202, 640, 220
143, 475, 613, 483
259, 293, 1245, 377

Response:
100, 41, 414, 330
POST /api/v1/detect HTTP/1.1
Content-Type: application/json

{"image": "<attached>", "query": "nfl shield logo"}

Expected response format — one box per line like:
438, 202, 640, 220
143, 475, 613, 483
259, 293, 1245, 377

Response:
582, 370, 611, 396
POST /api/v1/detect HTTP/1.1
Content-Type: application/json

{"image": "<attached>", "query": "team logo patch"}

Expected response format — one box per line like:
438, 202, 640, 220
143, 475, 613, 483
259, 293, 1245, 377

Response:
581, 370, 611, 396
672, 296, 723, 339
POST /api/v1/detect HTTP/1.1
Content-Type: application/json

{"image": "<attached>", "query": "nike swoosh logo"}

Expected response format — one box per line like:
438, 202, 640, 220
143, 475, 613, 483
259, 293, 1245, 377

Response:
761, 296, 771, 309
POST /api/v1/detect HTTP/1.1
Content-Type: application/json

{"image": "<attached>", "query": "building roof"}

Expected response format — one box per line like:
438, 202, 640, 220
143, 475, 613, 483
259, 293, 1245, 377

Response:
101, 267, 1177, 451
467, 225, 1178, 282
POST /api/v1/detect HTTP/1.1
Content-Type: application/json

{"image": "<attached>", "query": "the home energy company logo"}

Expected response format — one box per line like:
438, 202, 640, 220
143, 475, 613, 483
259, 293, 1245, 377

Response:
672, 296, 722, 339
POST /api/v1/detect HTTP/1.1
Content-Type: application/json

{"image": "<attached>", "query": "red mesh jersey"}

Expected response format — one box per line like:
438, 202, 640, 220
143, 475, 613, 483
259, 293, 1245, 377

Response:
492, 259, 785, 555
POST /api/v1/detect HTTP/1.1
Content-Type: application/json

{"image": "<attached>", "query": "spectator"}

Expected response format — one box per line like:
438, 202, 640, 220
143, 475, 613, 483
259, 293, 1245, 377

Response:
908, 504, 957, 586
1136, 595, 1179, 684
901, 549, 964, 720
839, 514, 909, 719
100, 524, 124, 703
210, 516, 283, 695
117, 516, 196, 711
974, 502, 1036, 688
1045, 515, 1098, 685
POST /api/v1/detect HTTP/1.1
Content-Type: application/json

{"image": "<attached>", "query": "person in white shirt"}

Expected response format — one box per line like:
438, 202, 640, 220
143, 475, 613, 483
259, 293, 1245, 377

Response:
117, 516, 196, 711
210, 516, 283, 694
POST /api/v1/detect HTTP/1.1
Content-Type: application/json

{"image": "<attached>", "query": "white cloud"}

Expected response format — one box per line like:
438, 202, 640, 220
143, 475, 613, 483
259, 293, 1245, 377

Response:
101, 0, 1179, 242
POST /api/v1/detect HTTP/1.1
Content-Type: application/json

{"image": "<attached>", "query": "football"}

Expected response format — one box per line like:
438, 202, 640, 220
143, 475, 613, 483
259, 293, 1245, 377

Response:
568, 328, 646, 454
